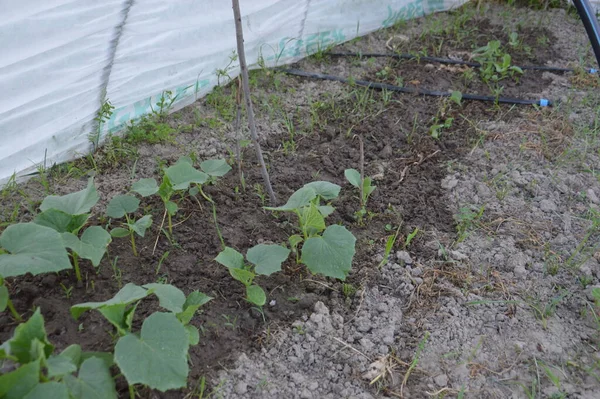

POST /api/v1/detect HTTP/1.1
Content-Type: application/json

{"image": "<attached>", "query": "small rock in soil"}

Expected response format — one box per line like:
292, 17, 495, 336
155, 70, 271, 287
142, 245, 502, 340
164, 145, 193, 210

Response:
433, 374, 449, 387
396, 250, 413, 264
539, 199, 557, 212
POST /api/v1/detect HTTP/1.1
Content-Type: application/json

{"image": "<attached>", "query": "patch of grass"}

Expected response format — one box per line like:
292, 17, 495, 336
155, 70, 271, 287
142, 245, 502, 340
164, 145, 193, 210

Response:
455, 205, 485, 243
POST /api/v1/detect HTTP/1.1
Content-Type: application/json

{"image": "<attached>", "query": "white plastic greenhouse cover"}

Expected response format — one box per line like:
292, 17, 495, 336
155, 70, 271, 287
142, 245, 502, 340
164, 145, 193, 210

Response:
0, 0, 468, 184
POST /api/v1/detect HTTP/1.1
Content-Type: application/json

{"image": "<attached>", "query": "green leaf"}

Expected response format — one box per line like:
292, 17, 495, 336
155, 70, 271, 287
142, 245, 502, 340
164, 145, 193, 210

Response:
200, 159, 232, 177
109, 227, 130, 238
215, 247, 244, 269
177, 291, 213, 325
130, 215, 152, 237
132, 178, 159, 197
247, 244, 290, 276
24, 381, 69, 399
40, 177, 99, 215
62, 226, 111, 267
164, 162, 208, 190
229, 268, 254, 286
143, 283, 186, 313
175, 156, 194, 165
106, 195, 139, 218
114, 312, 189, 392
246, 285, 266, 307
345, 169, 361, 188
303, 181, 341, 200
184, 325, 200, 346
289, 234, 303, 251
318, 205, 335, 217
8, 309, 54, 364
0, 360, 40, 399
80, 352, 113, 369
301, 225, 356, 280
0, 223, 72, 278
301, 203, 326, 236
265, 186, 316, 212
46, 353, 78, 378
63, 357, 117, 399
71, 283, 148, 320
0, 285, 7, 312
165, 201, 178, 216
58, 344, 82, 366
34, 209, 89, 234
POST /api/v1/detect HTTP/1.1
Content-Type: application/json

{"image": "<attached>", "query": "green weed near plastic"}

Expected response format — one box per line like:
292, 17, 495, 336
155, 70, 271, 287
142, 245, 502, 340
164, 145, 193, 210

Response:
265, 181, 356, 280
106, 194, 152, 256
215, 244, 290, 306
33, 177, 111, 282
0, 308, 118, 398
71, 283, 212, 392
345, 168, 376, 224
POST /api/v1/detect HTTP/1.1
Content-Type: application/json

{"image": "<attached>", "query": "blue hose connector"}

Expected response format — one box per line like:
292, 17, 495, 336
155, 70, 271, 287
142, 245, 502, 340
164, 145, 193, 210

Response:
539, 99, 549, 107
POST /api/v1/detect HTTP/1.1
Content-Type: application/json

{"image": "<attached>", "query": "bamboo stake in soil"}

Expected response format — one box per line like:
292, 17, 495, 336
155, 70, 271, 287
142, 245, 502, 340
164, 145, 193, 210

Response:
231, 0, 277, 205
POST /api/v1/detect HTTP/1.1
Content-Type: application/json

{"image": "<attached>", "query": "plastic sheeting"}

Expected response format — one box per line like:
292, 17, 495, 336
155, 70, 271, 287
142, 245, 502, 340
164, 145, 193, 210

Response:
0, 0, 466, 184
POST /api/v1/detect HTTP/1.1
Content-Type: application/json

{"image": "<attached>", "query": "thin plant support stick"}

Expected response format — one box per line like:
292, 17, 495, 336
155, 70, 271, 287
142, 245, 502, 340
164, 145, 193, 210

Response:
357, 135, 365, 208
232, 0, 277, 205
234, 77, 244, 189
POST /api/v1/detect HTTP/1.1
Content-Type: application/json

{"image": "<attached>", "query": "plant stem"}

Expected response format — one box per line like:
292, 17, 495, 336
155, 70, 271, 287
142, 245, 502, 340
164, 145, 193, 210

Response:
72, 252, 82, 282
199, 187, 226, 249
130, 232, 138, 257
167, 212, 173, 235
129, 384, 135, 399
232, 0, 277, 205
6, 298, 22, 322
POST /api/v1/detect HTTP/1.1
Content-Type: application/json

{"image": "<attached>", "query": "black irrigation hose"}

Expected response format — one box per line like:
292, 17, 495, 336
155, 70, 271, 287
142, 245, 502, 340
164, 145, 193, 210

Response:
572, 0, 600, 70
282, 68, 552, 106
327, 52, 597, 74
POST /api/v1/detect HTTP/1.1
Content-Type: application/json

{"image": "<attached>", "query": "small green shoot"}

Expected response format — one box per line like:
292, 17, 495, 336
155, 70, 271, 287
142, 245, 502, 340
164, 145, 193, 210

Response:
106, 195, 153, 256
345, 168, 376, 224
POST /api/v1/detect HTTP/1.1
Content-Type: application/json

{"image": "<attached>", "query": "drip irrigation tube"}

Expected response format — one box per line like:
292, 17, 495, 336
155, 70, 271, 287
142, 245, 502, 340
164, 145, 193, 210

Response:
282, 69, 551, 106
572, 0, 600, 69
327, 52, 596, 74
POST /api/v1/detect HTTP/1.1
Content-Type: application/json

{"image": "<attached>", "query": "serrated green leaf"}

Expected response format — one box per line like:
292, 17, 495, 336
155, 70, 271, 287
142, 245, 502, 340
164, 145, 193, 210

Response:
130, 215, 152, 237
62, 226, 111, 267
344, 169, 361, 188
106, 195, 139, 218
165, 201, 178, 216
80, 352, 113, 369
318, 205, 335, 217
0, 223, 72, 278
303, 181, 341, 200
165, 162, 208, 190
229, 268, 254, 286
175, 156, 194, 165
246, 285, 266, 307
143, 283, 186, 313
114, 312, 189, 391
71, 283, 148, 320
301, 225, 356, 280
8, 309, 53, 364
0, 285, 8, 312
0, 360, 40, 398
215, 247, 244, 269
177, 291, 212, 325
247, 244, 290, 276
184, 325, 200, 346
40, 178, 99, 216
301, 203, 326, 236
265, 186, 316, 212
34, 209, 89, 234
109, 227, 129, 238
132, 178, 159, 197
200, 159, 232, 177
46, 353, 78, 378
289, 235, 303, 251
63, 357, 117, 399
24, 381, 69, 399
59, 344, 82, 367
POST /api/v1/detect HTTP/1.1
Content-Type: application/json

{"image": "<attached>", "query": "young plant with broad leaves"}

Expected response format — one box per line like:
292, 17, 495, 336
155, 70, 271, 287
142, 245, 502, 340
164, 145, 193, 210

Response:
106, 194, 152, 256
265, 181, 356, 280
215, 244, 290, 306
344, 169, 376, 224
0, 308, 118, 398
131, 157, 231, 241
32, 177, 111, 282
71, 283, 212, 395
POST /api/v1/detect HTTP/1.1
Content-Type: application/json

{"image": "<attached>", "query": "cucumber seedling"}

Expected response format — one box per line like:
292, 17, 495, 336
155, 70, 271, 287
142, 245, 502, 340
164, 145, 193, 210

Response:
215, 244, 290, 306
266, 181, 356, 280
106, 194, 153, 256
345, 168, 376, 224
